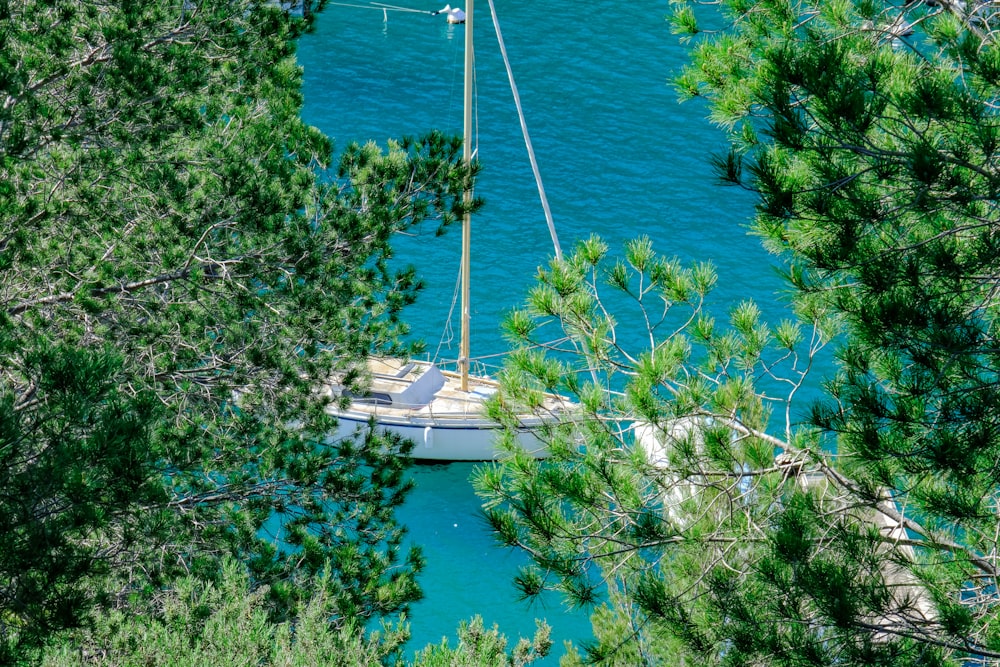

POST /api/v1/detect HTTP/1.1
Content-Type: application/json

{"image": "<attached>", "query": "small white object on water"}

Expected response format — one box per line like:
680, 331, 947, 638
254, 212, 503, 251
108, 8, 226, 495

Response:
435, 4, 465, 23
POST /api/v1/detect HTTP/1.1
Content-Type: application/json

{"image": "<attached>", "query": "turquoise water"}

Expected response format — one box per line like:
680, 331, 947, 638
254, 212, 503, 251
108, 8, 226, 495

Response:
297, 1, 798, 660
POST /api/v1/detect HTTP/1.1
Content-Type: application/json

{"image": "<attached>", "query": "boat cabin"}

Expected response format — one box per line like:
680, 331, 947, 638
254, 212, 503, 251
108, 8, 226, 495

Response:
358, 359, 446, 408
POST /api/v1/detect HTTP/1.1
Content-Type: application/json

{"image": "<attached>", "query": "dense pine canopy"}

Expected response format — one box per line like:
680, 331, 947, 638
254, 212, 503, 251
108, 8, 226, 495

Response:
0, 0, 474, 660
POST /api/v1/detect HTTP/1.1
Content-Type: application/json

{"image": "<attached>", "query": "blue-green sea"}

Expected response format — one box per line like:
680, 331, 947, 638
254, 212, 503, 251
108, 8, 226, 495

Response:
297, 1, 799, 660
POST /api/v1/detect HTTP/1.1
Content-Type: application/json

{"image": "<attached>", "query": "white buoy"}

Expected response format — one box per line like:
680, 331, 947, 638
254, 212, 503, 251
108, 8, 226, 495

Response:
434, 4, 465, 23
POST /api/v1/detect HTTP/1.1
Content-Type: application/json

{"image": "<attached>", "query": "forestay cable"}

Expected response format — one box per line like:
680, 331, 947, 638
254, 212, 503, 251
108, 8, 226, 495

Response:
485, 0, 562, 260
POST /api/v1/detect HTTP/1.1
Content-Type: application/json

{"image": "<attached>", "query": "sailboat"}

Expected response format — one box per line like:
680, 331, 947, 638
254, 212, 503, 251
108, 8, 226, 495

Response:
326, 0, 573, 461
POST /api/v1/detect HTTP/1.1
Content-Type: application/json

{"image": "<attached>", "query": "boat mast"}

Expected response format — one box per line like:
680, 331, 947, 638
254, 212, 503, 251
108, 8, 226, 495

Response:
460, 0, 473, 392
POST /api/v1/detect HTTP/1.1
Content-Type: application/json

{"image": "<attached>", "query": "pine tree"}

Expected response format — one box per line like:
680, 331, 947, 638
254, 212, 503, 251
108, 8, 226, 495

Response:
0, 0, 474, 659
675, 0, 1000, 660
0, 346, 163, 662
479, 0, 1000, 661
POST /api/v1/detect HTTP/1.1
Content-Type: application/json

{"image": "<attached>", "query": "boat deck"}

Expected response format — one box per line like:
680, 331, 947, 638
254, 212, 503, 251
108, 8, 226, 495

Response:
331, 357, 566, 423
358, 359, 498, 420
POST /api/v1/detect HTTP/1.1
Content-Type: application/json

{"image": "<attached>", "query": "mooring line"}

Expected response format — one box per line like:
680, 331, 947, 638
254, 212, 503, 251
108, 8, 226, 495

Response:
327, 1, 432, 14
370, 1, 434, 13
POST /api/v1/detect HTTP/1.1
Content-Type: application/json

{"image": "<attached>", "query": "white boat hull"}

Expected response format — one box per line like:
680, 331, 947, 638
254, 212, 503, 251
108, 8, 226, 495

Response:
326, 358, 560, 461
331, 412, 548, 461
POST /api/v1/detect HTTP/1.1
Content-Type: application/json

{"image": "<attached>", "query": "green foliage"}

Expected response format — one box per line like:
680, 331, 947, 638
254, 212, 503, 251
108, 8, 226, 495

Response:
0, 345, 163, 662
478, 229, 1000, 664
0, 0, 472, 661
666, 0, 1000, 660
410, 616, 552, 667
479, 237, 838, 665
40, 559, 410, 667
40, 562, 551, 667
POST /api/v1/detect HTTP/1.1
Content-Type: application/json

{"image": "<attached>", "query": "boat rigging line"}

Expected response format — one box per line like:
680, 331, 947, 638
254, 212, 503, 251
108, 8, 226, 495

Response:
486, 0, 562, 261
370, 1, 435, 13
325, 1, 435, 15
326, 0, 563, 261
